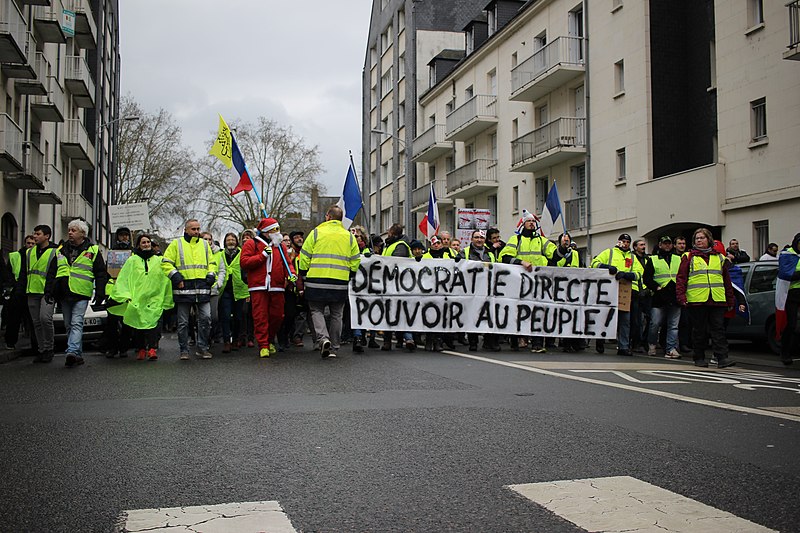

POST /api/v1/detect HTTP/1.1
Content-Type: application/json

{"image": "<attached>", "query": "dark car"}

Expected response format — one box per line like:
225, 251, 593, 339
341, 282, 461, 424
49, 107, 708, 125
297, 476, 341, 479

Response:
725, 260, 780, 354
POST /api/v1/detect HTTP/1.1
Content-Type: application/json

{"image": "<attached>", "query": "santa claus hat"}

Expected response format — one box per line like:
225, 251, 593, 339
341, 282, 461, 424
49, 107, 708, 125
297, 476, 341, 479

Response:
515, 209, 538, 234
257, 217, 280, 233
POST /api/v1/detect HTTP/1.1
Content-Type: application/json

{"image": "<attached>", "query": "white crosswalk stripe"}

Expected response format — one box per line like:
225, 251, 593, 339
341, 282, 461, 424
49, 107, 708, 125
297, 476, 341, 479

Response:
117, 501, 297, 533
508, 476, 776, 533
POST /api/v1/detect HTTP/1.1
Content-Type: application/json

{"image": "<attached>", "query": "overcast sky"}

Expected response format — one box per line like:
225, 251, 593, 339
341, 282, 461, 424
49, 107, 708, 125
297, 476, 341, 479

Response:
119, 0, 372, 199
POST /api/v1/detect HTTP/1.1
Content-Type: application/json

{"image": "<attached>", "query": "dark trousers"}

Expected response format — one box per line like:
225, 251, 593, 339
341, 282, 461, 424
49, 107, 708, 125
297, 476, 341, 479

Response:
688, 306, 728, 361
131, 326, 160, 350
780, 295, 799, 362
220, 291, 243, 343
4, 292, 35, 350
678, 307, 692, 348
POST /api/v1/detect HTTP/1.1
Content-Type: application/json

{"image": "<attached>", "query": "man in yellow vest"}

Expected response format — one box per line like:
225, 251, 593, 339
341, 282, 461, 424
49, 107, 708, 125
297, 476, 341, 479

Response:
644, 236, 682, 359
46, 220, 109, 367
162, 218, 218, 361
298, 205, 360, 359
15, 226, 58, 362
4, 234, 35, 351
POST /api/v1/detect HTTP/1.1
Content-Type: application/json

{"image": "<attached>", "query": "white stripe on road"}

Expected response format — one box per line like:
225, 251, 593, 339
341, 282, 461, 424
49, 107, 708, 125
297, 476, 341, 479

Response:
508, 476, 776, 532
118, 501, 297, 533
442, 350, 800, 423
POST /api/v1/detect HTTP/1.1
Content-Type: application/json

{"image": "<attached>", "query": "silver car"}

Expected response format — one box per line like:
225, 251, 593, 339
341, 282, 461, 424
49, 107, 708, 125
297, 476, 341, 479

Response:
725, 261, 780, 354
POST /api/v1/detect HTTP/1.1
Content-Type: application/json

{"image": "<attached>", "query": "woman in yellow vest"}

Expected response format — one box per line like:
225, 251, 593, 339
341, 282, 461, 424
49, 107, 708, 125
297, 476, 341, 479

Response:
220, 232, 250, 353
676, 227, 735, 368
108, 234, 173, 360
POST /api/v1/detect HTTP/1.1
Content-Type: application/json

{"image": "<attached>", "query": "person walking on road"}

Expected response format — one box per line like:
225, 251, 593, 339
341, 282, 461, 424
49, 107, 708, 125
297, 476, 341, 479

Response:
298, 205, 360, 359
162, 219, 218, 361
16, 226, 58, 362
644, 236, 682, 359
4, 234, 36, 352
46, 219, 109, 368
220, 232, 249, 353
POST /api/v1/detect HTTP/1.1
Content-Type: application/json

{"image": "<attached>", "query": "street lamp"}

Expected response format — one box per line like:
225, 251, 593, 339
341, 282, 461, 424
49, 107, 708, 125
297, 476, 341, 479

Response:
371, 128, 405, 147
99, 115, 140, 129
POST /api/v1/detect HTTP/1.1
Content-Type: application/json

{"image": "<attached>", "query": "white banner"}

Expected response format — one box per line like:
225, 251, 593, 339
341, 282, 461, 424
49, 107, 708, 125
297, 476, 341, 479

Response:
108, 202, 150, 231
349, 256, 618, 338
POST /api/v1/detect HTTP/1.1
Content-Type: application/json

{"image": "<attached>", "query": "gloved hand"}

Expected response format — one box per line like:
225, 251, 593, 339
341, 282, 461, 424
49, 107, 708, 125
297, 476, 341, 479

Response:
607, 265, 618, 275
616, 271, 636, 281
205, 273, 216, 287
454, 255, 462, 263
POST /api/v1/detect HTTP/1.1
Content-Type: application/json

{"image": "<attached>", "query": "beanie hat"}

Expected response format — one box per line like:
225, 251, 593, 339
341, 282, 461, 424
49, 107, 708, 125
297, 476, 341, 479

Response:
410, 240, 424, 250
257, 218, 279, 233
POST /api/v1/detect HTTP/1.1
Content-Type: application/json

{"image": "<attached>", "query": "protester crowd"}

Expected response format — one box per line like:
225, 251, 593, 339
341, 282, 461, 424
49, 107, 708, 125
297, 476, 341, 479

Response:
1, 207, 798, 368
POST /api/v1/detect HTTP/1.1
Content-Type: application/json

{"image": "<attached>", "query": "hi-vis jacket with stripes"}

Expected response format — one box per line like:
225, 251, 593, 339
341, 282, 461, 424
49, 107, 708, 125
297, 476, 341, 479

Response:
298, 220, 360, 303
161, 235, 218, 303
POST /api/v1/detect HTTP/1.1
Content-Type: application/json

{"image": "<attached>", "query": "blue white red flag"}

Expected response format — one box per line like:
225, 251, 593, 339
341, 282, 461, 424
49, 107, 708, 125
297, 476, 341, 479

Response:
336, 160, 364, 230
418, 182, 440, 239
229, 136, 254, 196
729, 265, 750, 324
775, 249, 800, 340
540, 181, 563, 238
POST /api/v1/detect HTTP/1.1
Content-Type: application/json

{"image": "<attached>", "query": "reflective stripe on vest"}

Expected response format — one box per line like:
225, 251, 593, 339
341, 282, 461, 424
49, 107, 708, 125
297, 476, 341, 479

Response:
26, 247, 56, 294
56, 245, 98, 297
686, 253, 726, 303
304, 224, 356, 281
175, 238, 212, 279
651, 255, 679, 287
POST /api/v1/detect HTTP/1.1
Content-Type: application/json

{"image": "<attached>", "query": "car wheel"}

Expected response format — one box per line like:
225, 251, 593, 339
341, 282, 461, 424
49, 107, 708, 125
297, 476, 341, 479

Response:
765, 317, 782, 355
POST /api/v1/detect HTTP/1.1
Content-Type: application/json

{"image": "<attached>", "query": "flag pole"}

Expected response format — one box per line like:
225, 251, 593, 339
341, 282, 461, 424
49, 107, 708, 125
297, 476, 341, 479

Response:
348, 150, 369, 236
556, 179, 568, 235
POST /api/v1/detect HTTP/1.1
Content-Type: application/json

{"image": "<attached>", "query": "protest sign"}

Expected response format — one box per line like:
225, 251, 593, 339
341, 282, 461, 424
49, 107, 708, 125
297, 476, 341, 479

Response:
350, 256, 618, 338
456, 208, 492, 243
106, 250, 131, 278
108, 202, 150, 232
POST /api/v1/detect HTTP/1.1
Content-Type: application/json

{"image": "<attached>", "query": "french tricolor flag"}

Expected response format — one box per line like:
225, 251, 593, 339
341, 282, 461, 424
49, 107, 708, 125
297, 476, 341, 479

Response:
775, 249, 800, 340
418, 182, 439, 240
229, 136, 254, 196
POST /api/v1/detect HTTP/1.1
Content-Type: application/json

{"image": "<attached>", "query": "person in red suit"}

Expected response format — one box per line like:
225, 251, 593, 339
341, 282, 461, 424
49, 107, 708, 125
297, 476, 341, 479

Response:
240, 217, 297, 358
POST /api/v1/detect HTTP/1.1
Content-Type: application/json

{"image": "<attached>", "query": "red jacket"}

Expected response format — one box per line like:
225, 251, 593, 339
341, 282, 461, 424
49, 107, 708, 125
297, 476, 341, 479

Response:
240, 236, 295, 292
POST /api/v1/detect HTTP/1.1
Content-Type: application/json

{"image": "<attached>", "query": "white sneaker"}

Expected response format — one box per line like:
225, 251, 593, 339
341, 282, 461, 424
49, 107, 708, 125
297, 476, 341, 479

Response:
664, 349, 681, 359
647, 344, 657, 356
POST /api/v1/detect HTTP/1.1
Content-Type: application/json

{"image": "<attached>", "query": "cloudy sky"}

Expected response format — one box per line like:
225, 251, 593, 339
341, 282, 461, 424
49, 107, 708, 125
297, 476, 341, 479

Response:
119, 0, 373, 198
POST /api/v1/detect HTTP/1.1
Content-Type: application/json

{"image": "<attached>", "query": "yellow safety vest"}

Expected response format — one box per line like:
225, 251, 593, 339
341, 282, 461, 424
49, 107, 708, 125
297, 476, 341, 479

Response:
224, 249, 250, 301
25, 246, 56, 294
461, 245, 495, 263
557, 251, 579, 267
650, 254, 679, 287
422, 248, 455, 260
499, 234, 555, 267
56, 245, 99, 297
382, 239, 411, 258
9, 251, 21, 281
298, 220, 360, 282
686, 253, 726, 303
161, 237, 216, 281
591, 246, 644, 291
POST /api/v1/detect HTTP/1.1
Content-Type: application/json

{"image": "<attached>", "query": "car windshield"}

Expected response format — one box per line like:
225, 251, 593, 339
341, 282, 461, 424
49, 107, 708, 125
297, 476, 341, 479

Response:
749, 264, 777, 294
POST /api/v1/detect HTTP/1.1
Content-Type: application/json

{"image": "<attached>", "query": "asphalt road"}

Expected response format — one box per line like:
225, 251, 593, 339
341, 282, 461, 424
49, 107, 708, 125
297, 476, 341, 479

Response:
0, 334, 798, 532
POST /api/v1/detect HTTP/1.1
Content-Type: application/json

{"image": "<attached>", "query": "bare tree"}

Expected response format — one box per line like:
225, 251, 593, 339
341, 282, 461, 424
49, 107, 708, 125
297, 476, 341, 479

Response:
115, 95, 199, 232
195, 117, 325, 229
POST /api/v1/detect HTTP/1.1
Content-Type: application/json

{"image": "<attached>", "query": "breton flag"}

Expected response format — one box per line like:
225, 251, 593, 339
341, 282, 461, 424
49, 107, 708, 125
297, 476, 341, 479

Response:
418, 182, 440, 239
336, 160, 364, 230
775, 249, 800, 340
540, 180, 563, 238
208, 114, 254, 196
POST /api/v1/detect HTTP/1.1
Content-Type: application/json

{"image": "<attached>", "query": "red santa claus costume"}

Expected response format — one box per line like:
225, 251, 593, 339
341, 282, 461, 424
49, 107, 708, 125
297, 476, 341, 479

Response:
240, 217, 296, 357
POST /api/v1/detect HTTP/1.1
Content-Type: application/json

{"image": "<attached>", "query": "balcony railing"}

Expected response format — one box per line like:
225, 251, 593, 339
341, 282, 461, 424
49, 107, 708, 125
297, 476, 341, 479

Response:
412, 124, 452, 162
62, 118, 95, 168
511, 117, 586, 166
789, 1, 800, 55
32, 0, 66, 43
445, 95, 497, 140
65, 55, 95, 106
565, 197, 587, 230
0, 0, 26, 64
511, 36, 584, 95
31, 75, 65, 122
446, 159, 497, 195
67, 0, 97, 49
0, 113, 23, 170
411, 179, 447, 210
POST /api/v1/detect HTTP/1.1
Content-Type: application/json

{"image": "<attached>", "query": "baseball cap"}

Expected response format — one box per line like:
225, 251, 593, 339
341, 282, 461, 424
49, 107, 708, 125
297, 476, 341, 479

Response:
659, 235, 673, 243
618, 233, 632, 242
289, 230, 304, 240
410, 240, 425, 250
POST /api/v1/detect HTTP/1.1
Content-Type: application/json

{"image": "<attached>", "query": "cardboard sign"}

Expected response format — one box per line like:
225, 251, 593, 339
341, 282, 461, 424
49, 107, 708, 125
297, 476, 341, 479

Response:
617, 280, 632, 312
106, 250, 132, 279
109, 202, 150, 232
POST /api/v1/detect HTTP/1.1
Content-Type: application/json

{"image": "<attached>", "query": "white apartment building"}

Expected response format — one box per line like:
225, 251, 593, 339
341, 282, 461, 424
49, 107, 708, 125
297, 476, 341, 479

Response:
389, 0, 800, 258
0, 0, 120, 256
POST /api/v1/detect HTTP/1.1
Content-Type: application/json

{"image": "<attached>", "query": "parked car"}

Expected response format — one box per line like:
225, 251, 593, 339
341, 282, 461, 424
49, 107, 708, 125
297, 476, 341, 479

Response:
725, 260, 780, 354
52, 295, 108, 346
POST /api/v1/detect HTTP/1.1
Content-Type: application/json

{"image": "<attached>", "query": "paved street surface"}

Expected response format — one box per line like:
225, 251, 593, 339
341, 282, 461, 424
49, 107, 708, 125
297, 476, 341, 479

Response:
0, 333, 799, 532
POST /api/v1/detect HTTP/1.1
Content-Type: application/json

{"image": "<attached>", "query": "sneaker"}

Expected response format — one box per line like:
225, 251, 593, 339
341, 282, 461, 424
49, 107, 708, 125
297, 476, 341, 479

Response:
65, 353, 77, 367
694, 359, 709, 367
405, 339, 416, 352
709, 357, 718, 365
320, 339, 332, 358
327, 352, 338, 359
180, 352, 190, 361
197, 350, 213, 360
259, 347, 270, 358
269, 344, 277, 356
147, 349, 158, 361
647, 344, 657, 356
292, 337, 304, 347
664, 349, 682, 359
73, 356, 84, 367
530, 345, 546, 353
717, 358, 736, 368
136, 349, 146, 361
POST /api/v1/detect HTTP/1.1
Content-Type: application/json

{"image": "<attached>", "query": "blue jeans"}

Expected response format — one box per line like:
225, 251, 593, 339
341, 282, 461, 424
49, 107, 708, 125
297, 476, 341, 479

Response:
220, 292, 243, 343
62, 299, 89, 356
648, 306, 681, 352
177, 302, 211, 353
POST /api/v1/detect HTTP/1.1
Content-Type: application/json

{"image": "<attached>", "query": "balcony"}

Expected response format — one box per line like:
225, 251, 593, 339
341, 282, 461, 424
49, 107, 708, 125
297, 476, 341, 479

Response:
33, 0, 67, 43
31, 76, 65, 122
786, 0, 800, 60
510, 117, 586, 173
65, 55, 95, 107
445, 95, 497, 142
510, 36, 585, 102
0, 113, 23, 171
412, 124, 453, 163
410, 179, 452, 212
2, 31, 35, 78
15, 51, 49, 95
62, 192, 92, 220
68, 0, 96, 49
446, 159, 498, 198
61, 118, 95, 169
28, 163, 62, 204
5, 143, 45, 190
0, 0, 26, 64
564, 197, 587, 231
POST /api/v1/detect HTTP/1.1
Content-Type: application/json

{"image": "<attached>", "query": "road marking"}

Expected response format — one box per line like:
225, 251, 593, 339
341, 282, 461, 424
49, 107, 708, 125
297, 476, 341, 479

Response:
442, 350, 800, 423
508, 476, 776, 532
117, 501, 297, 532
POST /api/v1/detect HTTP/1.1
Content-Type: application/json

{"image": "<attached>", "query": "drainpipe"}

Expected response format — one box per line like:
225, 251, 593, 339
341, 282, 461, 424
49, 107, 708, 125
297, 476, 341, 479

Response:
583, 0, 592, 258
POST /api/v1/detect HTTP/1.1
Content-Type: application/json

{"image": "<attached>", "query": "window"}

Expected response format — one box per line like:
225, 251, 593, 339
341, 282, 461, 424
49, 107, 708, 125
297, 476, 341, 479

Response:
487, 195, 497, 226
465, 85, 474, 100
616, 148, 626, 181
370, 171, 378, 192
512, 185, 519, 213
445, 99, 455, 115
489, 132, 498, 160
465, 143, 475, 162
445, 156, 455, 172
370, 47, 377, 67
429, 164, 436, 181
753, 220, 769, 257
750, 264, 777, 294
381, 68, 393, 96
381, 162, 390, 186
487, 69, 497, 96
747, 0, 764, 29
398, 103, 405, 129
398, 9, 405, 32
488, 6, 496, 35
398, 54, 405, 79
466, 28, 475, 55
381, 208, 392, 233
751, 97, 767, 143
535, 178, 548, 214
536, 104, 549, 126
614, 60, 625, 95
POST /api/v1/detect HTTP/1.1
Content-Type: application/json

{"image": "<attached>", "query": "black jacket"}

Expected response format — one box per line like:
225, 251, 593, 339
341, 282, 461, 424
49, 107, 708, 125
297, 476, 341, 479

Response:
644, 251, 678, 307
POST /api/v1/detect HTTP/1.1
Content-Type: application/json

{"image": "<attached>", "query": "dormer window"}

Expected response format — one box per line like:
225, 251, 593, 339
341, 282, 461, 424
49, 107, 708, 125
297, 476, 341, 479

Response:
466, 28, 475, 54
487, 7, 496, 35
